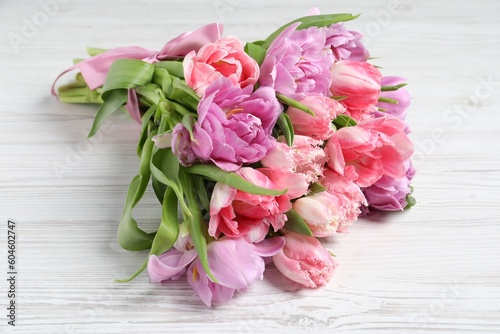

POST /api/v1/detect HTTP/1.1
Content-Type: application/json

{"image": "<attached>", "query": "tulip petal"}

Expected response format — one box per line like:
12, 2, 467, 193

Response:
147, 249, 197, 282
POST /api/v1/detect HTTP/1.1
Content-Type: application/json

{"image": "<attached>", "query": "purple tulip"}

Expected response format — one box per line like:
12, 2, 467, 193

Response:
324, 23, 370, 62
363, 160, 415, 211
148, 237, 285, 307
172, 77, 282, 171
259, 23, 333, 100
377, 76, 411, 120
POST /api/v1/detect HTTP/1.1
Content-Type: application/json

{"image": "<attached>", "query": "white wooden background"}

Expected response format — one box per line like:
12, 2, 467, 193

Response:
1, 0, 500, 333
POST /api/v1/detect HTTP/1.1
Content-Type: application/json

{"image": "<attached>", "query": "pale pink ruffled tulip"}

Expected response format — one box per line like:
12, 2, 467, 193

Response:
286, 96, 345, 140
273, 231, 336, 288
261, 135, 328, 184
292, 191, 343, 237
319, 168, 367, 233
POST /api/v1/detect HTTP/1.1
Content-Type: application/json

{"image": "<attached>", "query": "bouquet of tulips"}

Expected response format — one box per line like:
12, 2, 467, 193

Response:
53, 9, 415, 307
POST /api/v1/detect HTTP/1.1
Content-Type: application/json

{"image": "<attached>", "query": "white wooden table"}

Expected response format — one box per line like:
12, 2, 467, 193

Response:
1, 0, 500, 333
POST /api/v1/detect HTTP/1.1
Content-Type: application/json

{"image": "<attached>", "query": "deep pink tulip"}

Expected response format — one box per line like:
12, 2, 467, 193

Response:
183, 36, 259, 96
330, 60, 381, 121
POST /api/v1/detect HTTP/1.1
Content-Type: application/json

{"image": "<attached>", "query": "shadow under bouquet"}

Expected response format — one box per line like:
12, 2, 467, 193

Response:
53, 9, 415, 307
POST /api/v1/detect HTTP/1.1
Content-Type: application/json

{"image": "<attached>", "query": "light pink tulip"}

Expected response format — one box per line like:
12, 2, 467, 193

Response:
183, 36, 259, 96
273, 231, 336, 288
286, 96, 345, 140
319, 168, 367, 233
261, 135, 328, 184
292, 191, 342, 237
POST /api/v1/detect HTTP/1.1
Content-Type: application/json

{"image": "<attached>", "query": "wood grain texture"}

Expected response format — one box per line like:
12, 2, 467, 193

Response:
1, 0, 500, 333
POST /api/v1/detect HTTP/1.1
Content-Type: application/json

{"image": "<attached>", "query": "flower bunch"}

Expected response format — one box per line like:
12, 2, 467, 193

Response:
53, 11, 415, 307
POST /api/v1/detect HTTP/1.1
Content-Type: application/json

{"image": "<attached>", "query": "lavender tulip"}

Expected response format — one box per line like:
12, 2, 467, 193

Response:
325, 23, 370, 62
173, 77, 282, 171
259, 23, 333, 100
148, 237, 285, 307
363, 160, 415, 211
377, 76, 411, 120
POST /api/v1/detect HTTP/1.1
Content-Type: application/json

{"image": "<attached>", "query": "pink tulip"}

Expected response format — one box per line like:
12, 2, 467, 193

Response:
286, 96, 345, 140
364, 160, 415, 211
261, 135, 328, 184
209, 167, 302, 242
319, 168, 367, 233
292, 192, 341, 237
273, 231, 336, 288
330, 116, 414, 188
183, 36, 260, 96
330, 60, 381, 121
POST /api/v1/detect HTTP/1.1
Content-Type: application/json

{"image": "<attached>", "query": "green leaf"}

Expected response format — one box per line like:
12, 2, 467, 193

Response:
378, 97, 399, 104
86, 46, 108, 56
117, 130, 157, 251
102, 59, 155, 97
181, 114, 197, 143
262, 13, 360, 49
170, 77, 200, 111
152, 174, 167, 203
285, 209, 313, 236
88, 89, 128, 138
381, 83, 407, 92
405, 195, 416, 209
154, 61, 185, 79
88, 59, 155, 137
184, 164, 287, 196
404, 185, 416, 209
276, 113, 294, 146
308, 182, 326, 196
135, 83, 162, 106
193, 175, 210, 212
244, 42, 267, 65
150, 148, 192, 217
333, 114, 357, 128
117, 188, 180, 284
181, 173, 217, 282
331, 95, 348, 101
150, 187, 180, 256
277, 93, 315, 117
136, 105, 157, 157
